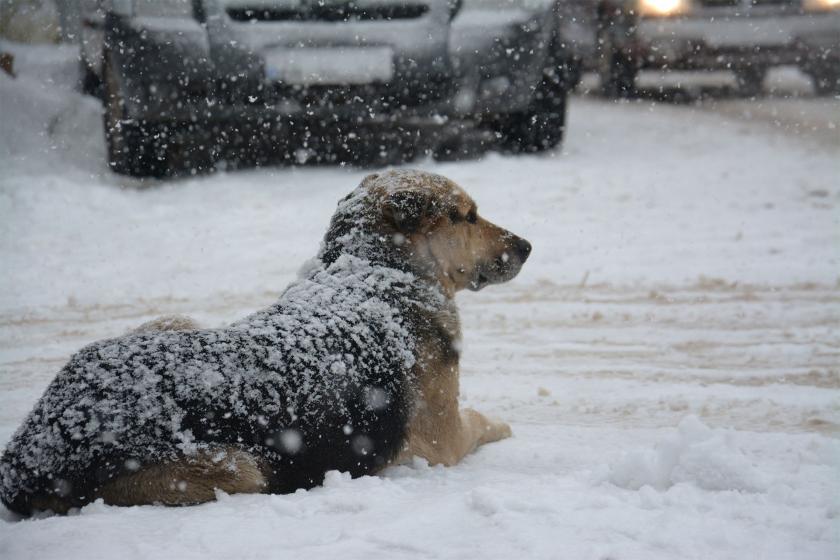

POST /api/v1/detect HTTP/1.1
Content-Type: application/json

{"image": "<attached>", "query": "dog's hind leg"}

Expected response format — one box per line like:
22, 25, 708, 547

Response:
399, 404, 512, 467
131, 314, 201, 334
97, 447, 269, 507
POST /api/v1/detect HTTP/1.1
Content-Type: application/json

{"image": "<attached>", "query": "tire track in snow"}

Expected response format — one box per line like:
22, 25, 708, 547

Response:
459, 280, 840, 436
0, 279, 837, 438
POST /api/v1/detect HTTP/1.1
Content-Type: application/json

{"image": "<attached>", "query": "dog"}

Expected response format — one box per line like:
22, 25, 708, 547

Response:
0, 169, 531, 515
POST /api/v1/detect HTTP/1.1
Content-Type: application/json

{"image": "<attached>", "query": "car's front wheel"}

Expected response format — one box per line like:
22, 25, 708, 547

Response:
79, 60, 102, 98
103, 52, 165, 177
491, 72, 568, 154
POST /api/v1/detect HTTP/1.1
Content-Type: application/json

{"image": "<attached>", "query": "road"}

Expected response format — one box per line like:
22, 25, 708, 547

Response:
0, 45, 838, 559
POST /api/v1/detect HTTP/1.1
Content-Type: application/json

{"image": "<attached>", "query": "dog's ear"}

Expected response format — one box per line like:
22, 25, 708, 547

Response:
384, 189, 436, 233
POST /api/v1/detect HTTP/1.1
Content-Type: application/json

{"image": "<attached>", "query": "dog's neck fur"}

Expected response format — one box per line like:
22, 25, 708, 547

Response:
316, 188, 462, 390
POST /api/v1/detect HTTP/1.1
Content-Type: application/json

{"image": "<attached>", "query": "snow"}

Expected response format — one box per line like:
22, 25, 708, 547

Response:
1, 42, 839, 559
599, 415, 771, 492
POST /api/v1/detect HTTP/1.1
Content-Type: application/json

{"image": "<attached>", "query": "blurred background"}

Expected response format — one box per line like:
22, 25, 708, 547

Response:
1, 0, 838, 174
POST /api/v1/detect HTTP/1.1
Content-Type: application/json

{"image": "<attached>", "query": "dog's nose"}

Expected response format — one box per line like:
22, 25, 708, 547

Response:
514, 238, 532, 261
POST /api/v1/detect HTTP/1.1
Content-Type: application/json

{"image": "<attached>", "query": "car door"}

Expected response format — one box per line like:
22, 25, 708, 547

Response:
104, 0, 215, 120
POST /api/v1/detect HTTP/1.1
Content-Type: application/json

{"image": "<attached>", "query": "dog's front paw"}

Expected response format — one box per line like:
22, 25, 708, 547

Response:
484, 419, 513, 443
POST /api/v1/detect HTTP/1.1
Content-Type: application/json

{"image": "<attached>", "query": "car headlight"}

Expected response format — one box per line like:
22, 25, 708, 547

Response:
637, 0, 688, 16
803, 0, 840, 11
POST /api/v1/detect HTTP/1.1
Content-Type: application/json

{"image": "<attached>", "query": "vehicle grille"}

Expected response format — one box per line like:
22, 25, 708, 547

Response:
226, 3, 429, 22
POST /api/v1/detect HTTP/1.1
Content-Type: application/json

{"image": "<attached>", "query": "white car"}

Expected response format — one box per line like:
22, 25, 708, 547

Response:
591, 0, 840, 96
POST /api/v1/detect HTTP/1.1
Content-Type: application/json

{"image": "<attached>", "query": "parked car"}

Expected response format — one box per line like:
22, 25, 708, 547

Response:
78, 0, 576, 176
586, 0, 840, 96
79, 0, 461, 175
448, 0, 583, 153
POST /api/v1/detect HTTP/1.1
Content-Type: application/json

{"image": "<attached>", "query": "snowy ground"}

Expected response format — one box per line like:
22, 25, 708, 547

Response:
1, 43, 838, 559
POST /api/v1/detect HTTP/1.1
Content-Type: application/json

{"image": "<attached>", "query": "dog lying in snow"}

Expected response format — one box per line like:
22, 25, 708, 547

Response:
0, 170, 531, 515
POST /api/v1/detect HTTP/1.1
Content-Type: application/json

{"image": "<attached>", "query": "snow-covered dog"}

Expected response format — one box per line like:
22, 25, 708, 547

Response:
0, 170, 531, 515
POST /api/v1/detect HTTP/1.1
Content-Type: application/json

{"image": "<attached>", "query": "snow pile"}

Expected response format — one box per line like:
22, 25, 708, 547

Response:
601, 416, 768, 492
0, 42, 104, 174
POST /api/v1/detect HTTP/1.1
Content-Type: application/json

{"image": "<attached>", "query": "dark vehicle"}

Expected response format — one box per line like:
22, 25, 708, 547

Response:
79, 0, 460, 175
448, 0, 584, 154
78, 0, 576, 176
586, 0, 840, 97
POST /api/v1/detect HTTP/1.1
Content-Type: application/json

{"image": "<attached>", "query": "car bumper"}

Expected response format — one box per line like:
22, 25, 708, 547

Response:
634, 12, 840, 68
142, 94, 456, 127
133, 97, 487, 152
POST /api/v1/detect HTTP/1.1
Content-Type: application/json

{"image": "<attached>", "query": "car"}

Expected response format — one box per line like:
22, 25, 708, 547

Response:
78, 0, 575, 177
448, 0, 581, 154
79, 0, 465, 175
588, 0, 840, 97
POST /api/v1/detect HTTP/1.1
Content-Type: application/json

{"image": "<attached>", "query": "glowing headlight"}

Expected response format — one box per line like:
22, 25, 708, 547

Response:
803, 0, 840, 11
637, 0, 687, 16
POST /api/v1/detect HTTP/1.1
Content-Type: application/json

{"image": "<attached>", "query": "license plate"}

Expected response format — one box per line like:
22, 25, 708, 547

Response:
265, 47, 394, 85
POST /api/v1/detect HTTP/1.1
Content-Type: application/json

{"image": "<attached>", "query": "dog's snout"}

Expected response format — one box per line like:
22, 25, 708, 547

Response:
514, 238, 532, 261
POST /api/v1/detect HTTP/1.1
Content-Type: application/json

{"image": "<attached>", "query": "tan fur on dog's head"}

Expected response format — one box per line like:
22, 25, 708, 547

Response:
321, 170, 531, 297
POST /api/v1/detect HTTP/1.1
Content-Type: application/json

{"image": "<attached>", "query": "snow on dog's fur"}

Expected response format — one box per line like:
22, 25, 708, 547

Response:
0, 170, 531, 515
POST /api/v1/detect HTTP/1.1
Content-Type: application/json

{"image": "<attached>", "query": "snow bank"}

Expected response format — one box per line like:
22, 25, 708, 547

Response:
0, 42, 105, 175
599, 416, 768, 492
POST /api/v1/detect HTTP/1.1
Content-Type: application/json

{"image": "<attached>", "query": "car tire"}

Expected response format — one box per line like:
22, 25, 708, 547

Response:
597, 27, 636, 98
491, 71, 568, 154
103, 52, 165, 177
810, 66, 840, 96
735, 66, 766, 97
79, 60, 102, 98
560, 58, 583, 91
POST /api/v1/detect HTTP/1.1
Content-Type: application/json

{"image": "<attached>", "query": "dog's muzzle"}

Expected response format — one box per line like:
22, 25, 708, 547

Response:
469, 235, 531, 291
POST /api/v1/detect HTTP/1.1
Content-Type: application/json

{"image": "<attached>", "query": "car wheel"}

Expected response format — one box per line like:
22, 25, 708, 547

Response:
559, 58, 583, 91
103, 52, 165, 177
492, 79, 567, 154
79, 60, 102, 98
810, 66, 840, 96
735, 66, 766, 97
597, 27, 636, 98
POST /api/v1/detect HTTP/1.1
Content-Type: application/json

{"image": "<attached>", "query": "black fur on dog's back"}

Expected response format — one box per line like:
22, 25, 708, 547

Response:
0, 251, 444, 514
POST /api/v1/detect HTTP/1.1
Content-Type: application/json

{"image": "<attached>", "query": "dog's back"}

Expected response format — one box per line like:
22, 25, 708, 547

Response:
0, 255, 430, 514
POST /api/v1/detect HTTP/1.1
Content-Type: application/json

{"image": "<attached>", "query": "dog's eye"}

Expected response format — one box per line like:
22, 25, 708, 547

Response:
449, 209, 462, 223
466, 210, 477, 224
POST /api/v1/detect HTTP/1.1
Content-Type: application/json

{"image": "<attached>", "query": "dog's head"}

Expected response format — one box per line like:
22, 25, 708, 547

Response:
321, 170, 531, 297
